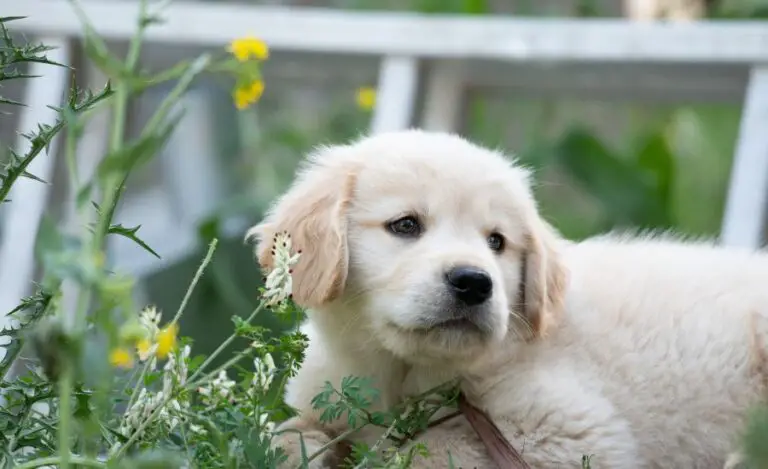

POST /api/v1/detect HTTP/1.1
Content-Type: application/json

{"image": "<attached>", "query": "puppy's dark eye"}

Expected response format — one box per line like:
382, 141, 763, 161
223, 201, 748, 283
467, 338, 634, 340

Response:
388, 216, 422, 237
488, 233, 505, 253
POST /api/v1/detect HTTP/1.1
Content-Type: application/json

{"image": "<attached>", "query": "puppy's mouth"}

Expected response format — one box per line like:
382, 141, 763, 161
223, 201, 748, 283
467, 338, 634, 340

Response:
407, 312, 493, 335
423, 317, 480, 332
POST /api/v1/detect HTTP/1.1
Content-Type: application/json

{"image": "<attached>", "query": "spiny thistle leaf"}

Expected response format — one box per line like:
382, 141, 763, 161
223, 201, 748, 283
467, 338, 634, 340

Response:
0, 81, 113, 203
20, 171, 47, 184
1, 16, 69, 78
0, 97, 23, 107
108, 224, 161, 259
0, 17, 28, 23
0, 289, 54, 381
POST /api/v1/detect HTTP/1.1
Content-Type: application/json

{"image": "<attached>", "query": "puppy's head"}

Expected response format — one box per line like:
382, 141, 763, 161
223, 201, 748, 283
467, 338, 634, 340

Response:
249, 130, 568, 364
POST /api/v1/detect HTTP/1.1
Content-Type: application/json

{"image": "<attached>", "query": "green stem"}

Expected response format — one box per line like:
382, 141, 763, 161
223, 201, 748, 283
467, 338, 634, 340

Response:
187, 305, 263, 383
106, 0, 145, 153
95, 0, 148, 252
14, 455, 106, 469
139, 54, 211, 138
351, 420, 399, 469
64, 113, 80, 191
56, 3, 150, 467
303, 426, 361, 466
123, 238, 217, 413
124, 357, 154, 413
172, 239, 218, 323
187, 349, 252, 390
57, 365, 73, 469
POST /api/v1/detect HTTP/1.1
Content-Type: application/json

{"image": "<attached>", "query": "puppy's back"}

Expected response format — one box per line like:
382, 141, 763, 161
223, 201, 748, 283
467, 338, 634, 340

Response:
556, 234, 768, 466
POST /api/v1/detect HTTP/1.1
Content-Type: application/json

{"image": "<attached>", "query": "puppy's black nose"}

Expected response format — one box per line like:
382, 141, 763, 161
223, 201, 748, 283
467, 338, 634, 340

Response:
445, 266, 493, 306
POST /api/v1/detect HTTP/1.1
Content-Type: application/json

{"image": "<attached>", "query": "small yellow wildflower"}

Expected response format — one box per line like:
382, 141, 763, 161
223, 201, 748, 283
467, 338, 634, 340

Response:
136, 338, 153, 361
109, 347, 134, 369
228, 36, 269, 62
356, 86, 377, 111
233, 80, 265, 110
156, 322, 179, 359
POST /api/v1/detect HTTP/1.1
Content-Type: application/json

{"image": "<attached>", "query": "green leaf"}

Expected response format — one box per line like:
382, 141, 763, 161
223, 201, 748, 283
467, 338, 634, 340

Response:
79, 333, 111, 390
461, 0, 489, 14
635, 130, 675, 209
33, 215, 65, 263
97, 112, 182, 180
76, 181, 94, 209
115, 450, 186, 469
107, 223, 161, 259
553, 128, 660, 230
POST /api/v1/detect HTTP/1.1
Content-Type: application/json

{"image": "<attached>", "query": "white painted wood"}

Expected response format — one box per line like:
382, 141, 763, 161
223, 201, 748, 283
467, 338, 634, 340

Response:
421, 60, 465, 132
132, 47, 750, 104
720, 65, 768, 249
0, 37, 71, 346
5, 0, 768, 63
370, 56, 419, 134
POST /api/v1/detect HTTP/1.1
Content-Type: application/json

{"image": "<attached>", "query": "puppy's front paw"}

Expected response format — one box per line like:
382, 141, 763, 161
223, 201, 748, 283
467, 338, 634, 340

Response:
273, 418, 341, 469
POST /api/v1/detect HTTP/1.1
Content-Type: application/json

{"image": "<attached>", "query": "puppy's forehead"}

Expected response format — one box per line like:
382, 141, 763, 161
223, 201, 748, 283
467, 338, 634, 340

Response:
353, 132, 527, 191
346, 131, 533, 229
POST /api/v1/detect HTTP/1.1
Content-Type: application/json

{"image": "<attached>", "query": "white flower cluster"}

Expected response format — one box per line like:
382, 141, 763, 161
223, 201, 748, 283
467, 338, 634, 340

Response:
119, 389, 185, 437
198, 370, 237, 406
138, 306, 161, 362
163, 344, 190, 394
263, 231, 300, 308
247, 353, 277, 435
250, 353, 276, 395
140, 305, 161, 334
119, 345, 191, 438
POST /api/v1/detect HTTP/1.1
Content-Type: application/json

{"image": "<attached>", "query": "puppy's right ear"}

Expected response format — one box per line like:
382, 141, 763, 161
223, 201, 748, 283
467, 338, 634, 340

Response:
246, 147, 358, 309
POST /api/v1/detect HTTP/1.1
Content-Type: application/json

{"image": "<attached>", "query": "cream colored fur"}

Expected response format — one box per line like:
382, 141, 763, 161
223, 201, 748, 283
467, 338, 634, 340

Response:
624, 0, 707, 20
249, 129, 766, 469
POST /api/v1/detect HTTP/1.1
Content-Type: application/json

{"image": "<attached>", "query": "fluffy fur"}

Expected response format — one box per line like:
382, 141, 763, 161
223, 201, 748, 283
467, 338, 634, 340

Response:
624, 0, 709, 20
249, 129, 767, 469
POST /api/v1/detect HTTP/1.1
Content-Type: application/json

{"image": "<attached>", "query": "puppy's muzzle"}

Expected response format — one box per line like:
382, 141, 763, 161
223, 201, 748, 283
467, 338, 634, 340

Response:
445, 266, 493, 306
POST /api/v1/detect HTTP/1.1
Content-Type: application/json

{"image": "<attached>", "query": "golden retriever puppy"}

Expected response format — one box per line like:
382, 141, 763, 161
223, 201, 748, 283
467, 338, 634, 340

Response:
249, 129, 767, 469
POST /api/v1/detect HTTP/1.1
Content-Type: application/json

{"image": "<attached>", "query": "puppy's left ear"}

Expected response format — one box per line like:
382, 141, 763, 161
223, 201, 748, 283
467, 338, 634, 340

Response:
522, 217, 569, 337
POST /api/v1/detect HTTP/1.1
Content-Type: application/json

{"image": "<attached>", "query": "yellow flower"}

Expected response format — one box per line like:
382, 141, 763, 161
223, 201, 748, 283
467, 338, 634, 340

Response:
156, 322, 179, 359
136, 338, 153, 361
233, 80, 265, 110
109, 347, 134, 369
356, 86, 376, 111
228, 36, 269, 62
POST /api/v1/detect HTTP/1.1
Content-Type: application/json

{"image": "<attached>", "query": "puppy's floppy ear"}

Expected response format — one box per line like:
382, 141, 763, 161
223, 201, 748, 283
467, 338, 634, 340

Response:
522, 217, 568, 337
246, 147, 358, 309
